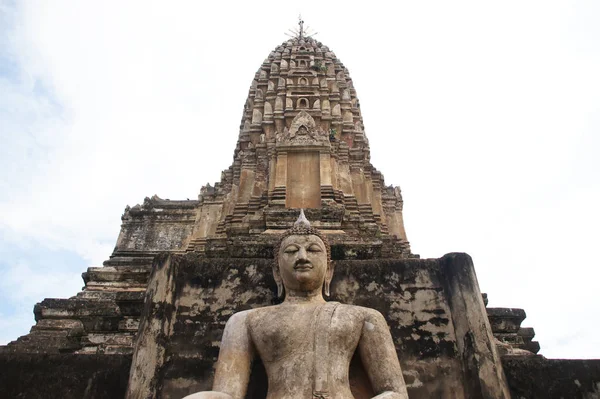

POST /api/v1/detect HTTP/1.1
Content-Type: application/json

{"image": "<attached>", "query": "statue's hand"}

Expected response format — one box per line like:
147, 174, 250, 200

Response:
371, 392, 409, 399
181, 391, 233, 399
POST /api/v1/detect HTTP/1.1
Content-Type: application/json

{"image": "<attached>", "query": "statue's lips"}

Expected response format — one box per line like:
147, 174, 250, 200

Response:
294, 263, 313, 271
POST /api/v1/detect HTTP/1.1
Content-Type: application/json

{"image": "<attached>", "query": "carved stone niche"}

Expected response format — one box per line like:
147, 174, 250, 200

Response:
275, 110, 328, 147
273, 111, 330, 209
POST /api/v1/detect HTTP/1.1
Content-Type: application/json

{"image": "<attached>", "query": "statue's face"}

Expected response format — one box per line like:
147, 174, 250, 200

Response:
278, 234, 328, 293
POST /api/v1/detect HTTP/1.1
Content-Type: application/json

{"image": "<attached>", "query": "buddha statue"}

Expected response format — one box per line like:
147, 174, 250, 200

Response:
184, 211, 409, 399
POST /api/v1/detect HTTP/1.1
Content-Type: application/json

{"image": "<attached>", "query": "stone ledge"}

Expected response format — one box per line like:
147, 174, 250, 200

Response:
487, 307, 526, 333
34, 298, 121, 320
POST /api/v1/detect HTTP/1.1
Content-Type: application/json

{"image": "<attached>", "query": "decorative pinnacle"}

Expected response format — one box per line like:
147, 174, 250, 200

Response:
284, 15, 318, 40
294, 209, 311, 228
298, 15, 304, 39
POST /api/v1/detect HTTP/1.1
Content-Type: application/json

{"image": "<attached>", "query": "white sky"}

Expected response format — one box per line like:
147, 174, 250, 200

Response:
1, 1, 599, 358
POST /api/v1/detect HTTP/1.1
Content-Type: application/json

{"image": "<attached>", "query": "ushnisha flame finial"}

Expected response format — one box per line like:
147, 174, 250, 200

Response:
294, 209, 311, 228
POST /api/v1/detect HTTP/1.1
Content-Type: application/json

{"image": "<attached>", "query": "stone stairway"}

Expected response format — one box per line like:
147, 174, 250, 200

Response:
342, 195, 361, 223
186, 238, 207, 253
231, 203, 249, 224
357, 203, 376, 223
216, 216, 231, 235
321, 185, 336, 201
1, 253, 155, 355
373, 213, 389, 234
269, 186, 286, 204
248, 193, 268, 213
333, 188, 345, 204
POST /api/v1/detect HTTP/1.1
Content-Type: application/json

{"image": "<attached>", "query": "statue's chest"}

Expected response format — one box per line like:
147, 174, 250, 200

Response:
249, 306, 361, 363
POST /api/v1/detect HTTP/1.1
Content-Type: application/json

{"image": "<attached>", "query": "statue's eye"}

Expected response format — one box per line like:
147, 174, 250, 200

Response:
308, 244, 322, 252
284, 245, 299, 253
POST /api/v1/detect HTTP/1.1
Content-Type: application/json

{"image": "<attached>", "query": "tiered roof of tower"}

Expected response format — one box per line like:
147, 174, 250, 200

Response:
184, 36, 411, 252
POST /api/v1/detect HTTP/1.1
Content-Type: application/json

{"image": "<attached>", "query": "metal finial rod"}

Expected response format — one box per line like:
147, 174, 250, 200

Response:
284, 16, 316, 40
298, 15, 304, 39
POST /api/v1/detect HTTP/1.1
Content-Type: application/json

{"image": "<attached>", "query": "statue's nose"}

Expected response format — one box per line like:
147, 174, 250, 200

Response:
297, 247, 308, 260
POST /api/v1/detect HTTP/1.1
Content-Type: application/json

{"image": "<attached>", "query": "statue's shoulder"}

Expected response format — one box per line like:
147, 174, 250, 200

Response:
334, 303, 386, 322
225, 308, 264, 329
226, 307, 277, 333
238, 305, 277, 326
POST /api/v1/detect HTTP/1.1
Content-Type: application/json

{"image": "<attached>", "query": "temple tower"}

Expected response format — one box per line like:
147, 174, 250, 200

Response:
182, 36, 411, 254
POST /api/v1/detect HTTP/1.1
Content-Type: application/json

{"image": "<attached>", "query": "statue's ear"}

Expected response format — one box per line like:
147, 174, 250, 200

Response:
272, 262, 284, 298
323, 262, 335, 297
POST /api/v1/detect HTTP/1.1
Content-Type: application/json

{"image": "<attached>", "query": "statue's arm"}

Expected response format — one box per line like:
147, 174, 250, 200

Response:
212, 310, 255, 399
358, 309, 409, 399
183, 311, 254, 399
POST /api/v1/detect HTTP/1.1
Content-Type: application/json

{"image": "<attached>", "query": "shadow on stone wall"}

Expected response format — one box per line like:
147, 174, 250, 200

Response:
503, 356, 600, 399
0, 353, 131, 399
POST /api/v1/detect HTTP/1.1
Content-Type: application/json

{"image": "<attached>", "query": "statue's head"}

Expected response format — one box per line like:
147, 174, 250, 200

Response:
273, 210, 333, 299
